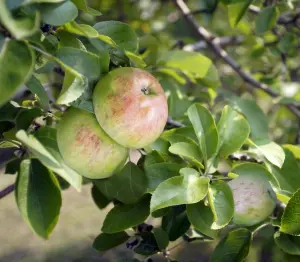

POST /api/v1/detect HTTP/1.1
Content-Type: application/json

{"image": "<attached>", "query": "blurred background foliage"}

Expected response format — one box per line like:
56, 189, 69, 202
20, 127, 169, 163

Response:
1, 0, 300, 261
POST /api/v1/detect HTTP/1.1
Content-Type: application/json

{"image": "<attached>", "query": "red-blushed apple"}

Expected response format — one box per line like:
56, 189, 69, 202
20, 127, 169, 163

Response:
93, 67, 168, 149
228, 174, 277, 226
57, 107, 128, 179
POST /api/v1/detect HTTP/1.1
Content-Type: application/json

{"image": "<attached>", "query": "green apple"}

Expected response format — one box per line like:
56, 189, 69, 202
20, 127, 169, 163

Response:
228, 175, 277, 226
57, 107, 128, 179
93, 67, 168, 149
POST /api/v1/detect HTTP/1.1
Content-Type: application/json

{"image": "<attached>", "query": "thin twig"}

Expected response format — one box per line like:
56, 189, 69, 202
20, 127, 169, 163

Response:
167, 117, 184, 128
0, 184, 15, 200
173, 0, 300, 119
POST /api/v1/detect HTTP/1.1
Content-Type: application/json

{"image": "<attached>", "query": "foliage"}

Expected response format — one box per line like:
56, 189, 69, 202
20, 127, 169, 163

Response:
1, 0, 300, 261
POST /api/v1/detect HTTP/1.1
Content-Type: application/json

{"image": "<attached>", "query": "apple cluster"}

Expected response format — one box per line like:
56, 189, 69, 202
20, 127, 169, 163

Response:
57, 67, 168, 179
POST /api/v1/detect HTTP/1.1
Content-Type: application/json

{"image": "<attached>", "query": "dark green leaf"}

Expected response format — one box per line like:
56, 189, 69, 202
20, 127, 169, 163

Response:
144, 151, 164, 167
211, 228, 252, 262
0, 40, 34, 106
40, 1, 78, 26
162, 126, 198, 144
217, 105, 250, 158
134, 232, 159, 256
228, 0, 253, 27
56, 47, 101, 80
274, 232, 300, 255
5, 158, 21, 175
70, 98, 94, 113
93, 162, 147, 204
91, 185, 111, 210
71, 0, 102, 16
145, 163, 183, 192
232, 97, 268, 139
93, 232, 129, 252
153, 228, 169, 250
187, 103, 218, 161
93, 21, 138, 52
15, 159, 62, 239
26, 76, 49, 111
208, 181, 234, 229
102, 195, 150, 233
281, 188, 300, 235
187, 201, 219, 239
162, 206, 191, 241
15, 108, 42, 130
268, 149, 300, 194
255, 6, 279, 34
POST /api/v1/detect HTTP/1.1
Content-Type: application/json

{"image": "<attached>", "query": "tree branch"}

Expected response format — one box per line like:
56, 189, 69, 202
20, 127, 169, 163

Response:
0, 184, 14, 200
173, 0, 300, 119
183, 36, 244, 51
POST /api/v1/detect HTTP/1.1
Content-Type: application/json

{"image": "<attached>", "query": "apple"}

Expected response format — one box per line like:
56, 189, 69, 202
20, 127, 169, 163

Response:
93, 67, 168, 148
228, 175, 277, 226
57, 107, 128, 179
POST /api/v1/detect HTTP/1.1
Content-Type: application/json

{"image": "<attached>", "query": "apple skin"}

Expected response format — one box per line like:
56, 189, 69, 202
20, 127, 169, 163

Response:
93, 67, 168, 149
57, 107, 128, 179
228, 175, 277, 226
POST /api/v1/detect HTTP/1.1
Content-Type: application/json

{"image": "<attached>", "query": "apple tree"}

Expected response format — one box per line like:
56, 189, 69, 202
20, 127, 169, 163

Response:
1, 0, 300, 261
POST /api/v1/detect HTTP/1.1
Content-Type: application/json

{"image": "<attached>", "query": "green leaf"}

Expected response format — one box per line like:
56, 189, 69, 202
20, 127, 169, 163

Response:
211, 228, 252, 262
283, 145, 300, 159
281, 188, 300, 235
93, 162, 147, 204
248, 138, 285, 168
26, 76, 49, 111
153, 228, 169, 250
15, 159, 62, 239
71, 0, 102, 16
93, 232, 129, 252
134, 232, 159, 256
101, 195, 150, 233
0, 40, 34, 106
150, 170, 209, 212
56, 47, 101, 80
64, 21, 99, 38
93, 21, 138, 52
232, 163, 279, 188
268, 149, 300, 194
162, 206, 191, 241
255, 6, 279, 34
186, 201, 219, 238
145, 163, 183, 192
162, 126, 198, 144
0, 1, 40, 39
169, 142, 204, 169
217, 105, 250, 158
0, 140, 19, 149
91, 185, 110, 210
228, 0, 253, 27
274, 232, 300, 255
40, 1, 78, 26
70, 98, 94, 113
144, 151, 164, 167
16, 128, 82, 191
232, 97, 268, 139
56, 71, 88, 105
208, 181, 234, 229
187, 103, 218, 161
15, 108, 42, 130
125, 50, 146, 68
158, 51, 216, 80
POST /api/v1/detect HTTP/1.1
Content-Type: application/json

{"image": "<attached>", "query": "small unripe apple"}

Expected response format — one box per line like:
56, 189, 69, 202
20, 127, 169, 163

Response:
228, 175, 277, 226
57, 107, 128, 179
93, 67, 168, 149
